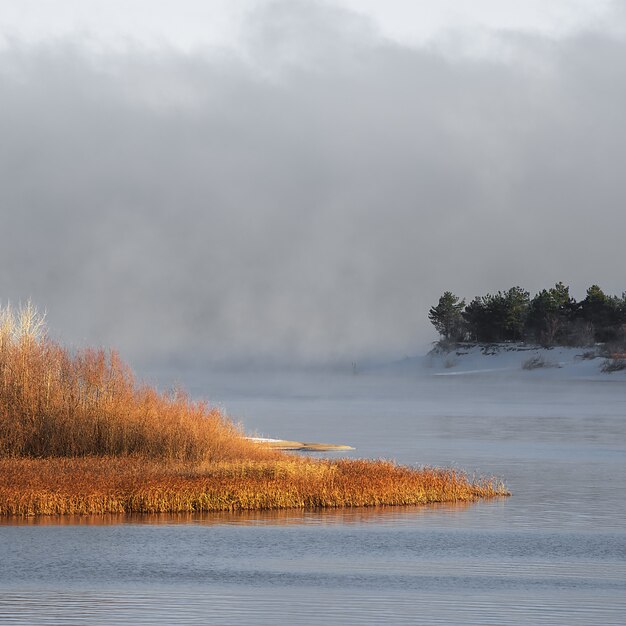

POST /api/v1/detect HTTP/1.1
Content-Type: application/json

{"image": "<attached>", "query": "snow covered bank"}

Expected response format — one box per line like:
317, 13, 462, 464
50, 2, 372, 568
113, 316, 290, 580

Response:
423, 343, 626, 380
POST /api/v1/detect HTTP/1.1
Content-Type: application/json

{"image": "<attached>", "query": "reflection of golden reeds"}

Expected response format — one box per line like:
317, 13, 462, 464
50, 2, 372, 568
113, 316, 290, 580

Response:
0, 303, 509, 516
0, 457, 508, 516
0, 501, 484, 527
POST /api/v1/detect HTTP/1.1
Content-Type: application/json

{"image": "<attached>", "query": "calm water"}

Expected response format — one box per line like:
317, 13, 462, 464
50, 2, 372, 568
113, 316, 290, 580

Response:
1, 368, 625, 625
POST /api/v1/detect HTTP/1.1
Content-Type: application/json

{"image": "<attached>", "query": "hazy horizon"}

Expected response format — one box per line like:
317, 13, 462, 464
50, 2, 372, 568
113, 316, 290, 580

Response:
2, 1, 625, 366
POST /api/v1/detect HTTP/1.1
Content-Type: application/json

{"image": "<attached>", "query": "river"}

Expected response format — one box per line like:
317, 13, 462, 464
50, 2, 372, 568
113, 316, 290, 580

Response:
1, 366, 625, 625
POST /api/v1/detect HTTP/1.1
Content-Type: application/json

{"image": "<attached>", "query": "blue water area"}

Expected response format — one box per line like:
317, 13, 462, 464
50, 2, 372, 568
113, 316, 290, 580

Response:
1, 370, 625, 625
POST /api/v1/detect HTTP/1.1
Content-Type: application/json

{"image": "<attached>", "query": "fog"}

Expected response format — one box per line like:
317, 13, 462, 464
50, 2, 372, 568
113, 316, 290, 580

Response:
1, 1, 625, 366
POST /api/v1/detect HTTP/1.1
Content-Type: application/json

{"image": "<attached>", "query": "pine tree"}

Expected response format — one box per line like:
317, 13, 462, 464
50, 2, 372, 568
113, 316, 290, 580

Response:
503, 287, 530, 341
527, 282, 574, 345
429, 292, 466, 341
580, 285, 615, 342
463, 297, 490, 342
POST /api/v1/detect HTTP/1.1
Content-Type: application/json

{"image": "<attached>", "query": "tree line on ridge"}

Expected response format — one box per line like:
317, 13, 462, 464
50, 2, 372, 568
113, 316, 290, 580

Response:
429, 283, 626, 347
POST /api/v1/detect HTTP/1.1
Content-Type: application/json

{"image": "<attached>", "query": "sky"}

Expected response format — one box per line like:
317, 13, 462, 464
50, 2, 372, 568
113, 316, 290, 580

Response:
1, 1, 625, 366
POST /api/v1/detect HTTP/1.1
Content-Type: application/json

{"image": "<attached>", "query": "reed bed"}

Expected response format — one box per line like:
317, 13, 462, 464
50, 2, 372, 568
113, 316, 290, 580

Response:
0, 302, 509, 516
0, 457, 508, 516
0, 303, 274, 462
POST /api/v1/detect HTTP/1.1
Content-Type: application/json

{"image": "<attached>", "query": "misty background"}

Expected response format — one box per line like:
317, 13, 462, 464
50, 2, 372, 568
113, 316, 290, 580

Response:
1, 1, 625, 367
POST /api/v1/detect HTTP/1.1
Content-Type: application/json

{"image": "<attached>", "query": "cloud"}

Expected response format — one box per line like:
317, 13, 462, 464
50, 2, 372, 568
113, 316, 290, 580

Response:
1, 2, 625, 365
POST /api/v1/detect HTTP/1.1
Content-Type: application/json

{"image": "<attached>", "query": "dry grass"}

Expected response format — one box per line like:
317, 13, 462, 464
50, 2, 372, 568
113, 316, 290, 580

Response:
0, 456, 508, 516
601, 358, 626, 373
0, 302, 274, 462
0, 302, 509, 516
522, 355, 560, 370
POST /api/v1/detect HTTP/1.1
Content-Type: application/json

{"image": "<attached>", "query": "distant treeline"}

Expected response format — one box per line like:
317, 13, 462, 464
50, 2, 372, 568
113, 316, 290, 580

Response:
429, 283, 626, 347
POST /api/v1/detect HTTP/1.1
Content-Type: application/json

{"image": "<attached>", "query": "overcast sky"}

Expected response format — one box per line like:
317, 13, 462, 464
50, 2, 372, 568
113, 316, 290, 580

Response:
1, 1, 625, 366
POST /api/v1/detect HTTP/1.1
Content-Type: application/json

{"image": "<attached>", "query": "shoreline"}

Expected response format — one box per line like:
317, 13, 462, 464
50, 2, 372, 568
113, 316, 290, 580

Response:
0, 456, 509, 517
247, 437, 355, 451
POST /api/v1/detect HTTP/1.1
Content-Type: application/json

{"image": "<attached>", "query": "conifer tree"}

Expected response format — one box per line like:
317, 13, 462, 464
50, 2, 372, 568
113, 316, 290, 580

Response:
580, 285, 615, 341
429, 292, 466, 341
527, 282, 574, 345
503, 287, 530, 340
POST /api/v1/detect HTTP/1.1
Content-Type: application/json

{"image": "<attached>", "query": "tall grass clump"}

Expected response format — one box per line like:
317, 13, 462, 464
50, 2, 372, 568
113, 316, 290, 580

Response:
0, 457, 509, 516
0, 302, 273, 462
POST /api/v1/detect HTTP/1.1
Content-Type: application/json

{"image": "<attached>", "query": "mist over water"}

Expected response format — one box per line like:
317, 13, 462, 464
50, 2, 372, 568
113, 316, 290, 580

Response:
1, 1, 626, 365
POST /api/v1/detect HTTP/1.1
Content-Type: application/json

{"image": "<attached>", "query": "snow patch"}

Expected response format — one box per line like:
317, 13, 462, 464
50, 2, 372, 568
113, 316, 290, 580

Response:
424, 343, 626, 380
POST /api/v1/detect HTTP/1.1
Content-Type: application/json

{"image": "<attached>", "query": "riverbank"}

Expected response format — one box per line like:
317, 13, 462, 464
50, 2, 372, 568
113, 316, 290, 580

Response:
0, 456, 507, 516
421, 342, 626, 378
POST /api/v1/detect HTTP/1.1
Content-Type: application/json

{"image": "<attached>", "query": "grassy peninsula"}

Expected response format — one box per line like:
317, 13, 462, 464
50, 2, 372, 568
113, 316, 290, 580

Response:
0, 304, 507, 516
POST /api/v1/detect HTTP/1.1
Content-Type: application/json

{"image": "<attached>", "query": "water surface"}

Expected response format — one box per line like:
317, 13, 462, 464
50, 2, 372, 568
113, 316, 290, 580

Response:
1, 368, 625, 624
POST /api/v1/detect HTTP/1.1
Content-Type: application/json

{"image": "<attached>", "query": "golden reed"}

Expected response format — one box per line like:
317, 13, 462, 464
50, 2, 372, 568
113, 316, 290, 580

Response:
0, 303, 508, 516
0, 457, 507, 516
0, 302, 272, 462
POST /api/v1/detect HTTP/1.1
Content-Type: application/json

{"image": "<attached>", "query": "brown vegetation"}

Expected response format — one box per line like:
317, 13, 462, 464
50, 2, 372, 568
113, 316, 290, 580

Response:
0, 303, 508, 516
0, 457, 507, 516
0, 303, 273, 462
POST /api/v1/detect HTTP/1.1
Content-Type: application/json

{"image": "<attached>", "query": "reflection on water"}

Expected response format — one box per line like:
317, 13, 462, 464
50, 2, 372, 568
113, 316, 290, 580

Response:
0, 501, 482, 527
1, 370, 625, 625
